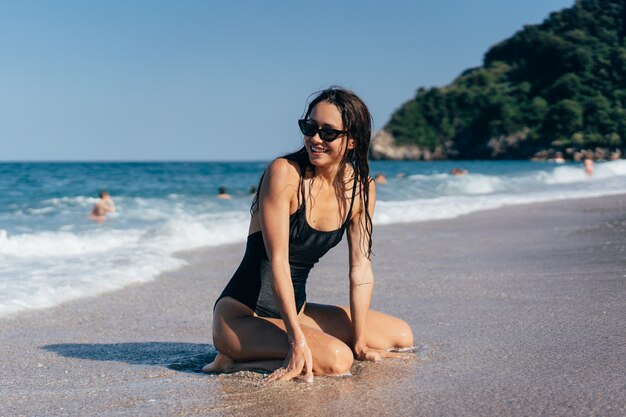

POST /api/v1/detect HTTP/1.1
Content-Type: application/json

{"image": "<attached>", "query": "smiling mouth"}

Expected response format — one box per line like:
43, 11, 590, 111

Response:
310, 145, 329, 154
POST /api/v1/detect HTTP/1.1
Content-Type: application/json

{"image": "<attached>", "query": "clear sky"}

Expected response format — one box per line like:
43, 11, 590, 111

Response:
1, 0, 574, 161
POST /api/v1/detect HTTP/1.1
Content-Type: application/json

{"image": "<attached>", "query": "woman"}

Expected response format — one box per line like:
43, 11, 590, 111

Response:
204, 87, 413, 382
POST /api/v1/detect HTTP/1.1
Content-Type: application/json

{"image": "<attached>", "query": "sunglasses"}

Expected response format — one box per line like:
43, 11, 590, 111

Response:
298, 119, 348, 142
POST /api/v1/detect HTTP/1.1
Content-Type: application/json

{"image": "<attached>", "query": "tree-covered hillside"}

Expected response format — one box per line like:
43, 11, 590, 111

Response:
378, 0, 626, 160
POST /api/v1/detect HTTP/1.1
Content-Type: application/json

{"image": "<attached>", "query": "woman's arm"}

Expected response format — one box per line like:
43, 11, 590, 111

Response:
347, 178, 376, 358
260, 159, 314, 382
347, 179, 398, 361
348, 179, 412, 363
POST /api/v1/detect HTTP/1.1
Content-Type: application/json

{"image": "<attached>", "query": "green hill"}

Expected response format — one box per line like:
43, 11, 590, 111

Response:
374, 0, 626, 160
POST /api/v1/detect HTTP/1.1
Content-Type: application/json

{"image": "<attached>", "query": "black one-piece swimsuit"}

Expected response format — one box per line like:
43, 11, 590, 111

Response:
216, 162, 357, 318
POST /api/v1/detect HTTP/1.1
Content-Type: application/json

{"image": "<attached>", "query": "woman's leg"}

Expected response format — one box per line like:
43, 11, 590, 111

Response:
300, 303, 414, 350
204, 297, 353, 375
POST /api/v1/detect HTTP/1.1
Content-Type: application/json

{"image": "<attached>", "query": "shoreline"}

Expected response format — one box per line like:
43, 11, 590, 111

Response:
1, 195, 625, 416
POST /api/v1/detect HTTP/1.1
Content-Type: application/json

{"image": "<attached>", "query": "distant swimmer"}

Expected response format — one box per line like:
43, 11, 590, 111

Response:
374, 173, 388, 184
89, 190, 116, 222
450, 168, 468, 176
584, 158, 594, 177
554, 152, 565, 164
217, 186, 232, 199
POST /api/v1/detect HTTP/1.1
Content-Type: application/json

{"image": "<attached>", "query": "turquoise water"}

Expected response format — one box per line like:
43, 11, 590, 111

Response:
1, 159, 625, 317
0, 162, 265, 233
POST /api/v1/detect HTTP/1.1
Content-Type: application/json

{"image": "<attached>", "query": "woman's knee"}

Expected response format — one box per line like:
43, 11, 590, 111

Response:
318, 339, 353, 375
210, 298, 250, 358
394, 319, 414, 349
211, 314, 232, 356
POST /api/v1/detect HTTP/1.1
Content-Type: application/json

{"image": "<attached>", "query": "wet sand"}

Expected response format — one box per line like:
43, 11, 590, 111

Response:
1, 195, 625, 416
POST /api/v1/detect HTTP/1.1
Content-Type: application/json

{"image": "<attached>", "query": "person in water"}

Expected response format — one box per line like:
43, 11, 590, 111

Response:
204, 87, 413, 382
89, 190, 116, 222
584, 158, 594, 177
374, 172, 388, 184
450, 167, 468, 176
217, 186, 232, 199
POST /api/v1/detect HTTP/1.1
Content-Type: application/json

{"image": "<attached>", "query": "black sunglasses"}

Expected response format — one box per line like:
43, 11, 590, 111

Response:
298, 119, 348, 142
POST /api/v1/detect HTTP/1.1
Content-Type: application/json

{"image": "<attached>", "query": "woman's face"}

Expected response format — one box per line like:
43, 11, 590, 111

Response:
304, 101, 354, 168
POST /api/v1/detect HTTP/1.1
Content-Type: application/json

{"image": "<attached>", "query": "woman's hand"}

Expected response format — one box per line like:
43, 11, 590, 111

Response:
267, 338, 314, 382
354, 345, 405, 362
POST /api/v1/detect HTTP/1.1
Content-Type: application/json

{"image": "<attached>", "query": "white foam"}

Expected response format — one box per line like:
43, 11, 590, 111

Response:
0, 249, 185, 317
593, 159, 626, 177
542, 165, 588, 184
0, 211, 250, 317
26, 207, 56, 215
0, 229, 140, 258
537, 159, 626, 185
42, 196, 98, 207
375, 186, 625, 225
438, 173, 505, 195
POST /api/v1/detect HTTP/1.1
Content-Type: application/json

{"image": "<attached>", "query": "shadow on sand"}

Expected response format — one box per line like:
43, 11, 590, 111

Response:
43, 342, 217, 373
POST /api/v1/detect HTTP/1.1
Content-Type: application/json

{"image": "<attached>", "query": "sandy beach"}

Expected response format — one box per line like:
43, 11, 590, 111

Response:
1, 194, 625, 417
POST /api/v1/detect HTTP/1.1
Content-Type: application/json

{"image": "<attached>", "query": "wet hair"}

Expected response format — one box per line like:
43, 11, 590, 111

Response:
98, 190, 109, 198
218, 186, 227, 195
252, 86, 374, 258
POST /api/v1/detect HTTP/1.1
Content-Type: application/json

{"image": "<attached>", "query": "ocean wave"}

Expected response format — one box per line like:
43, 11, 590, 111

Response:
374, 186, 625, 225
41, 196, 99, 207
436, 174, 506, 195
0, 228, 140, 258
0, 211, 250, 317
0, 249, 185, 317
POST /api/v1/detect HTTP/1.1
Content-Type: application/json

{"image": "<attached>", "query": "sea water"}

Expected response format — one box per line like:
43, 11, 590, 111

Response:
1, 159, 625, 317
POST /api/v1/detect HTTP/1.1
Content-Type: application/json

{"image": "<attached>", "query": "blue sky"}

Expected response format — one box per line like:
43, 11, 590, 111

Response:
1, 0, 574, 161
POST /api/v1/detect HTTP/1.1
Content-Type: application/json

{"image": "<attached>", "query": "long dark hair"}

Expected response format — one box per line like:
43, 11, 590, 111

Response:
252, 87, 374, 258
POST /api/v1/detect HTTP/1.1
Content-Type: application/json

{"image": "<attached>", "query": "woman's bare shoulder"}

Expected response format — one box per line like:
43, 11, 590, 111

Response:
264, 157, 302, 189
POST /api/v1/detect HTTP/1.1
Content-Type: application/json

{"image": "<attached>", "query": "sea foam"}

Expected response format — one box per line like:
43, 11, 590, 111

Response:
0, 212, 249, 317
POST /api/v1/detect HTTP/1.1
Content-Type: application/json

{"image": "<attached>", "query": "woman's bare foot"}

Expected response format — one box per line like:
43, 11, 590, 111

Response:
202, 353, 236, 373
202, 353, 284, 374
